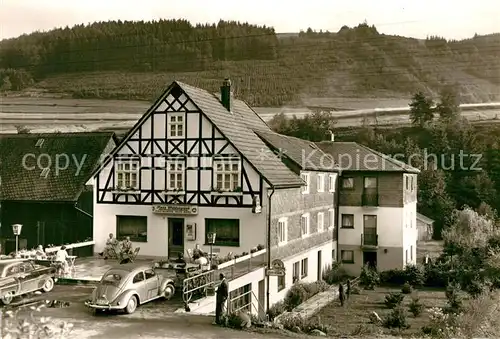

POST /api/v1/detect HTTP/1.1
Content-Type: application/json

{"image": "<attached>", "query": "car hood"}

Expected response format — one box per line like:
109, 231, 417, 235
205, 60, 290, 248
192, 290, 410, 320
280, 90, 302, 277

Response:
94, 283, 123, 302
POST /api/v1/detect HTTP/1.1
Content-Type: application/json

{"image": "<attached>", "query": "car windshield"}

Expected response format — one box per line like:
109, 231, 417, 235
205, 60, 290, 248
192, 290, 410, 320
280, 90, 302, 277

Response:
101, 270, 127, 285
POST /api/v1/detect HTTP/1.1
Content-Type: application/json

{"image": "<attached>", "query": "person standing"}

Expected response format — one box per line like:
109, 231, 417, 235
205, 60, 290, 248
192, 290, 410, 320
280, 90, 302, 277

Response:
339, 282, 345, 307
55, 245, 69, 276
214, 273, 228, 325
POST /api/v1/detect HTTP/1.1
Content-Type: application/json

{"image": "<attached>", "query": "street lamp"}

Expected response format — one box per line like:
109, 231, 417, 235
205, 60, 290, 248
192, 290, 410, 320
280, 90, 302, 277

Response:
207, 232, 216, 267
12, 224, 23, 256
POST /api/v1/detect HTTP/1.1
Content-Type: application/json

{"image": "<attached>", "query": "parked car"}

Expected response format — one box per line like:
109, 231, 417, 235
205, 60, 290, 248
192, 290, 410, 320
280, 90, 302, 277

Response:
85, 264, 175, 314
0, 259, 56, 305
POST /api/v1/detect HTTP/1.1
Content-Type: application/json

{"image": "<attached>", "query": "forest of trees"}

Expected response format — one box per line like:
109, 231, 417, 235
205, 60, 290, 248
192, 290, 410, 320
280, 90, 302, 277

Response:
0, 20, 499, 106
269, 89, 500, 238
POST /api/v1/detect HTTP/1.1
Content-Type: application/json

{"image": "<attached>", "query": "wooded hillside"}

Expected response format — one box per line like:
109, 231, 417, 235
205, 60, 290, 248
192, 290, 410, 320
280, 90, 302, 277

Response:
1, 20, 499, 106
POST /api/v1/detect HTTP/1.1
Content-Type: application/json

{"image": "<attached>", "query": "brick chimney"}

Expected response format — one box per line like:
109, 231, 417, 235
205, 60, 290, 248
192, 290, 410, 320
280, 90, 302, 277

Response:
220, 78, 231, 111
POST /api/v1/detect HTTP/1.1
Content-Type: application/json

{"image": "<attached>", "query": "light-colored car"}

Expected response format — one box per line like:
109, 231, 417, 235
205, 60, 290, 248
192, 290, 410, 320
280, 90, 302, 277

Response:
85, 264, 175, 314
0, 259, 56, 305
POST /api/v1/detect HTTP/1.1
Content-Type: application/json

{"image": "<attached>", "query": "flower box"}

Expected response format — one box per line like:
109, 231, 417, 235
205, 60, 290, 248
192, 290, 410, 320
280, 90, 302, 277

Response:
216, 248, 267, 269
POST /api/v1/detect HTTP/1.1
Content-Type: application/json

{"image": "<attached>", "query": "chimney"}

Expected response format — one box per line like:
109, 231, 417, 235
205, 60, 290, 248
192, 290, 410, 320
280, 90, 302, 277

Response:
328, 130, 335, 142
220, 78, 231, 111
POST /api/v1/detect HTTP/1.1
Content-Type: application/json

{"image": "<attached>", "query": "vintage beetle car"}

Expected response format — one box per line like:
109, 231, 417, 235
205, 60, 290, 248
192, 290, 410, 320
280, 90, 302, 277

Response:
0, 259, 56, 305
85, 264, 175, 314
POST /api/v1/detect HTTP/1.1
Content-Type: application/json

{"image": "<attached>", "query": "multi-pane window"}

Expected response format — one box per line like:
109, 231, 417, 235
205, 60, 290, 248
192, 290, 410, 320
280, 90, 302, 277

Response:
364, 177, 378, 188
342, 177, 354, 189
341, 214, 354, 228
341, 250, 354, 263
317, 174, 325, 192
301, 258, 308, 278
329, 174, 336, 192
167, 160, 184, 190
277, 218, 287, 245
293, 262, 300, 282
301, 173, 310, 194
116, 159, 139, 190
317, 212, 324, 232
328, 209, 335, 229
301, 213, 310, 237
168, 113, 184, 138
214, 158, 240, 191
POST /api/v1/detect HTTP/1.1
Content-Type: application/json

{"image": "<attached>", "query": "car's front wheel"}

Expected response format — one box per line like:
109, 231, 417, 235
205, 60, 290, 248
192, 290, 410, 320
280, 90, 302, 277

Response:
1, 291, 14, 305
124, 295, 137, 314
42, 277, 55, 293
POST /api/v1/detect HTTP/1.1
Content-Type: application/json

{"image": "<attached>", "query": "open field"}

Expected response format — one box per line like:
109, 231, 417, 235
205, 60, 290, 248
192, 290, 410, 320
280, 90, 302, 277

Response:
1, 96, 500, 135
312, 286, 450, 337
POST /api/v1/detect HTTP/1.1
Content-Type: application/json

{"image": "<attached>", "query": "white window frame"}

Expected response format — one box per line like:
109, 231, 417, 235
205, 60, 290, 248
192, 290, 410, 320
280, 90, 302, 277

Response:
167, 112, 185, 138
300, 258, 308, 278
317, 212, 325, 232
328, 209, 335, 229
328, 174, 336, 192
341, 250, 354, 263
301, 213, 310, 238
277, 217, 288, 246
301, 172, 310, 194
317, 174, 325, 192
213, 157, 241, 191
115, 158, 140, 190
166, 159, 185, 191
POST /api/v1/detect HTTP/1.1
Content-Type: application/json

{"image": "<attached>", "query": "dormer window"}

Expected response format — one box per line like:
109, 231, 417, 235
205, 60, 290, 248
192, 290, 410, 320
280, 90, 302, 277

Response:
301, 173, 310, 194
167, 113, 185, 138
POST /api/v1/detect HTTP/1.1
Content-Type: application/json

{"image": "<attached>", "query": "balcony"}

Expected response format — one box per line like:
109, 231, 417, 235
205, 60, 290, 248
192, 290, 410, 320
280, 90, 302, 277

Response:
361, 233, 378, 249
362, 192, 379, 207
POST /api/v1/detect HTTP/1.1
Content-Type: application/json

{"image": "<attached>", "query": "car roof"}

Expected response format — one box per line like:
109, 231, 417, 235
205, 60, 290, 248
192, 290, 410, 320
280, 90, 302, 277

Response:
108, 264, 152, 273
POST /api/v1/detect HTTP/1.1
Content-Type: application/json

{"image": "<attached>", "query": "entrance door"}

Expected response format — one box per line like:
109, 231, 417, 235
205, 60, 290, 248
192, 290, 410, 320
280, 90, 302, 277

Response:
317, 250, 322, 280
258, 279, 265, 320
168, 218, 184, 259
363, 251, 377, 269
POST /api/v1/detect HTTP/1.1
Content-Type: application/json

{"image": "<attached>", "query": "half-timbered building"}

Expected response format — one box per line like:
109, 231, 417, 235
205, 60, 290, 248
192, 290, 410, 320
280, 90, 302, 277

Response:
91, 80, 340, 305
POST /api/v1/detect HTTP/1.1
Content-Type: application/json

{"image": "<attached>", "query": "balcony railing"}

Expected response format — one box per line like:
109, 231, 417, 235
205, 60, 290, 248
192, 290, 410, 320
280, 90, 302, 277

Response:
361, 233, 378, 247
362, 192, 379, 206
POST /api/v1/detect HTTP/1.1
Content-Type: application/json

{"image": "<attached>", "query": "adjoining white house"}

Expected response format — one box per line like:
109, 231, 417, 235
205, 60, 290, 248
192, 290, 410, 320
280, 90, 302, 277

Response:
317, 141, 420, 276
89, 79, 340, 311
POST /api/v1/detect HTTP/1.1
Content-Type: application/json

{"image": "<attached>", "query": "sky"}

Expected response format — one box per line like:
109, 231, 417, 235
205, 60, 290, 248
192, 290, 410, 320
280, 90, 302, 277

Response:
1, 0, 499, 41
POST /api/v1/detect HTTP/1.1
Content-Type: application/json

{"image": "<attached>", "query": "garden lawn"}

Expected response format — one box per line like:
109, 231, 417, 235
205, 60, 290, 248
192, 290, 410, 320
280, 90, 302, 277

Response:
311, 286, 449, 337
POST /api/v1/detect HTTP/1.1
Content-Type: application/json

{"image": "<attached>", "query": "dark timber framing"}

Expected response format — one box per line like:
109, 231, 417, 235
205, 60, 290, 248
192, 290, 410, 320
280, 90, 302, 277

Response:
96, 83, 263, 208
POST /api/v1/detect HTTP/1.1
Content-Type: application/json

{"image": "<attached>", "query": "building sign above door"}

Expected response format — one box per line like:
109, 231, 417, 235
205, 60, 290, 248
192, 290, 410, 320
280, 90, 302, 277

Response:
152, 204, 198, 215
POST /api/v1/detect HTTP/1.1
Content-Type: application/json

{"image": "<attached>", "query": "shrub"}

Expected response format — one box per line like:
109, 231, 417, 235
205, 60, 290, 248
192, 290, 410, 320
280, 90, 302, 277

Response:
464, 279, 487, 298
322, 262, 349, 285
408, 296, 424, 317
444, 283, 463, 314
360, 264, 380, 289
268, 300, 286, 321
278, 313, 332, 335
385, 292, 405, 309
256, 244, 265, 251
401, 282, 413, 294
383, 305, 410, 329
283, 281, 329, 311
379, 265, 425, 287
1, 304, 73, 338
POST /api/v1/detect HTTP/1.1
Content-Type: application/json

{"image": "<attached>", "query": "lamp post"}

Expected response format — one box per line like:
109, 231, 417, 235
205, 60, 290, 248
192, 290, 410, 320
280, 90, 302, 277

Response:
207, 232, 216, 268
12, 224, 22, 256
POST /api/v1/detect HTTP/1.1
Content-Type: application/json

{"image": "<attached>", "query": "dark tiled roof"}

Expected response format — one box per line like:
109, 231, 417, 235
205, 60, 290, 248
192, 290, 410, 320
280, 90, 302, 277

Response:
0, 132, 115, 201
316, 141, 420, 173
255, 130, 340, 172
176, 82, 303, 187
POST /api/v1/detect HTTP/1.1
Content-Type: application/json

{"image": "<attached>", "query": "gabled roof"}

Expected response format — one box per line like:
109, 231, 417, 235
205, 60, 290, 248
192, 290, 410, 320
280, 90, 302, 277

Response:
417, 213, 434, 224
0, 132, 115, 201
255, 130, 340, 172
316, 141, 420, 173
94, 81, 303, 188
